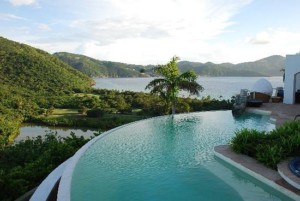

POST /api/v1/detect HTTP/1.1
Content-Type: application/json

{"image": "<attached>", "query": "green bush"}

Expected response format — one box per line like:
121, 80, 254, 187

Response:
230, 120, 300, 169
86, 108, 105, 118
0, 133, 90, 201
230, 128, 267, 157
256, 144, 284, 169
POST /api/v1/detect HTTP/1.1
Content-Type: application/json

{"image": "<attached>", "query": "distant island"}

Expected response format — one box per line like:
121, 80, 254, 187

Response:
54, 52, 285, 78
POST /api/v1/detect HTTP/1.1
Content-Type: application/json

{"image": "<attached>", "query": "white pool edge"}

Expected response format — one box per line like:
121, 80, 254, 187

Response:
245, 108, 272, 116
246, 107, 277, 123
278, 169, 300, 190
57, 134, 99, 201
30, 158, 72, 201
214, 150, 300, 201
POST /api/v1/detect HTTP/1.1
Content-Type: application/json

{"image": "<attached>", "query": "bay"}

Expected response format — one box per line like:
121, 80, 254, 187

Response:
15, 124, 96, 142
93, 76, 284, 100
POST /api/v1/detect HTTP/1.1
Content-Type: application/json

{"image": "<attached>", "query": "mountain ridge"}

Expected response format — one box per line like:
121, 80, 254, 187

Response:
54, 52, 285, 77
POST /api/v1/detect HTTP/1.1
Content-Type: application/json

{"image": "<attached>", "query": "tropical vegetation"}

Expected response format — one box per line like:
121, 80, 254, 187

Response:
0, 36, 92, 146
230, 120, 300, 169
0, 133, 90, 201
146, 56, 203, 115
27, 89, 233, 130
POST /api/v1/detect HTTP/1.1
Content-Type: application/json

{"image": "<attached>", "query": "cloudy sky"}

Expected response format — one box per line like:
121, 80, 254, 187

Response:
1, 0, 300, 65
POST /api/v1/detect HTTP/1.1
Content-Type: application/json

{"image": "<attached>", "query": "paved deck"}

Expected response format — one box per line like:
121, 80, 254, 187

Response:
255, 102, 300, 127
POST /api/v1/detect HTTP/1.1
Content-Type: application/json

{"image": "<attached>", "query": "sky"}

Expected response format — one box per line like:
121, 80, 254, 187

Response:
1, 0, 300, 65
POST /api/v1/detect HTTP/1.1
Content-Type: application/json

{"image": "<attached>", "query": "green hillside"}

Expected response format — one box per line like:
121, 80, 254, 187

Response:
0, 36, 94, 143
53, 52, 148, 77
0, 37, 93, 95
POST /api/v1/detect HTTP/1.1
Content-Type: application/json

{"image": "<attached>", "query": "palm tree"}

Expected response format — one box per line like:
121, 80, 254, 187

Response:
146, 56, 203, 116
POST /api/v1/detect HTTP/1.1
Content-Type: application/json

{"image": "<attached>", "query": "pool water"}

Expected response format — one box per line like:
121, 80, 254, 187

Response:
71, 111, 290, 201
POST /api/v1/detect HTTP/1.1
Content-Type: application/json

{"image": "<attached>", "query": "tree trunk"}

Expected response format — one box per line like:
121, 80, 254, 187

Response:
171, 100, 176, 117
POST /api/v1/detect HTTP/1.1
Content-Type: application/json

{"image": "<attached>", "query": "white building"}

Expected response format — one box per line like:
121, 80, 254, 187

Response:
284, 53, 300, 104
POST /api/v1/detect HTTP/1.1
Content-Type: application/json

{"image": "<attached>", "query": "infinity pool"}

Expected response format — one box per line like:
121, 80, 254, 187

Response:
69, 111, 290, 201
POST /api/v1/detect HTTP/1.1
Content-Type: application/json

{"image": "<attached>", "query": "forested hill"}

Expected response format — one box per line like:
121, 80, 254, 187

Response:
53, 52, 150, 77
233, 55, 285, 76
0, 37, 93, 95
178, 55, 285, 77
54, 52, 285, 77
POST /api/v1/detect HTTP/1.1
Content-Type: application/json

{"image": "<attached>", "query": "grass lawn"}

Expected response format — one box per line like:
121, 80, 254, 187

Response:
40, 108, 147, 130
52, 109, 79, 115
104, 113, 145, 122
74, 93, 99, 98
50, 109, 145, 120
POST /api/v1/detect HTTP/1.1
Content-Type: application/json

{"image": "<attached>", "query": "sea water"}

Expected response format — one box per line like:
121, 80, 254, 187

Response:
93, 76, 284, 100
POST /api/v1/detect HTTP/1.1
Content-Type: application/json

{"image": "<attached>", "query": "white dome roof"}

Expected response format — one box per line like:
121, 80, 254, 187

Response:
251, 78, 273, 96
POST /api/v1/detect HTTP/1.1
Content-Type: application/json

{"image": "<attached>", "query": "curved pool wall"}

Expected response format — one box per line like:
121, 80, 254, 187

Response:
58, 111, 285, 201
57, 122, 137, 201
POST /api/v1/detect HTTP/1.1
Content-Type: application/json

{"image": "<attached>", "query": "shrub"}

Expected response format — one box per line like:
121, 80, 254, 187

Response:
86, 108, 105, 118
256, 144, 284, 169
230, 128, 266, 157
78, 106, 88, 115
0, 133, 90, 201
230, 120, 300, 169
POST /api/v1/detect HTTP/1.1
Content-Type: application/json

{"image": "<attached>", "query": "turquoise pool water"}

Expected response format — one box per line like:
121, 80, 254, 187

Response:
71, 111, 290, 201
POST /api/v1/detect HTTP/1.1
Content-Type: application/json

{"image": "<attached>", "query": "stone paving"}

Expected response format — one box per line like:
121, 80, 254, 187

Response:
257, 102, 300, 127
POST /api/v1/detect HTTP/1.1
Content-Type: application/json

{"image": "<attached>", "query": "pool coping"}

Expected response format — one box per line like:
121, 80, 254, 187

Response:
214, 145, 300, 201
30, 158, 72, 201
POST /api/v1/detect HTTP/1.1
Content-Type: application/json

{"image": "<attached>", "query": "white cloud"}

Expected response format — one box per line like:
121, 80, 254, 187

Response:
0, 13, 27, 21
5, 0, 300, 65
248, 32, 270, 44
217, 29, 300, 64
63, 0, 252, 64
38, 23, 51, 31
9, 0, 37, 6
247, 29, 300, 49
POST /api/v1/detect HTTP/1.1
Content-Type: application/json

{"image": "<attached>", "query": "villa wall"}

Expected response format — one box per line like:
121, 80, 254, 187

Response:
296, 73, 300, 91
284, 54, 300, 104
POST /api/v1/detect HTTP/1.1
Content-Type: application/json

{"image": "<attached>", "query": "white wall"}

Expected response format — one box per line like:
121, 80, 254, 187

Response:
296, 73, 300, 91
284, 54, 300, 104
